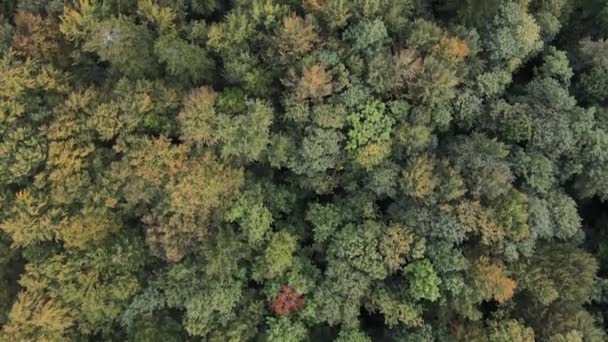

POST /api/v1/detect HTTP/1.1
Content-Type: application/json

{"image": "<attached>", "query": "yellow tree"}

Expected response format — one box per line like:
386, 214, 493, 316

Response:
1, 292, 75, 341
275, 15, 319, 63
471, 256, 517, 304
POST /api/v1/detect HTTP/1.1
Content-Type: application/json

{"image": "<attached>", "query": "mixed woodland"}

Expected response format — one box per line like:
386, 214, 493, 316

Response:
1, 0, 608, 340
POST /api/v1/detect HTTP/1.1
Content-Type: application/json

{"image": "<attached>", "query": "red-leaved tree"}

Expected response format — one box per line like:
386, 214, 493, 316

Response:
271, 285, 304, 316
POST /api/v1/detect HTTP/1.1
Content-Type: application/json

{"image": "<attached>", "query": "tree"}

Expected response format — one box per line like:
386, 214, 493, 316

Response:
343, 18, 388, 55
226, 186, 273, 248
381, 0, 413, 38
154, 33, 214, 84
0, 52, 64, 186
404, 259, 441, 302
456, 200, 505, 245
84, 17, 158, 78
270, 285, 305, 316
207, 10, 254, 55
275, 15, 318, 63
443, 0, 502, 27
454, 319, 535, 342
307, 0, 351, 29
538, 46, 573, 85
510, 148, 556, 195
1, 292, 75, 341
1, 190, 58, 246
90, 78, 181, 138
311, 103, 348, 129
125, 313, 185, 342
492, 189, 529, 241
365, 285, 422, 328
346, 100, 394, 155
290, 127, 344, 175
449, 133, 512, 201
305, 203, 343, 243
400, 155, 465, 203
266, 317, 308, 342
330, 221, 388, 280
16, 234, 145, 334
254, 231, 298, 280
117, 137, 244, 261
0, 235, 21, 326
312, 260, 372, 327
481, 2, 542, 71
401, 155, 437, 200
335, 329, 372, 342
487, 319, 535, 342
346, 101, 395, 168
519, 76, 588, 163
12, 11, 64, 64
296, 64, 333, 101
216, 97, 273, 162
0, 16, 12, 55
379, 224, 415, 272
406, 56, 459, 128
576, 38, 608, 105
488, 100, 532, 143
470, 256, 517, 304
137, 0, 177, 33
178, 86, 217, 145
515, 244, 598, 306
159, 230, 263, 339
546, 191, 581, 240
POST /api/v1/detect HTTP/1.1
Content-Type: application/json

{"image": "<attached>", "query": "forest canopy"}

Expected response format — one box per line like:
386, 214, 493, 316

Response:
1, 0, 608, 341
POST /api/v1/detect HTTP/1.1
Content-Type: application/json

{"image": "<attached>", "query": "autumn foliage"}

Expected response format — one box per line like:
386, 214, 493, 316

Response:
271, 286, 305, 316
0, 0, 607, 341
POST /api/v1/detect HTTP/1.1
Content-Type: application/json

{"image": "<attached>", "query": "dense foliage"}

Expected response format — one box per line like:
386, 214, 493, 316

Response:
1, 0, 608, 340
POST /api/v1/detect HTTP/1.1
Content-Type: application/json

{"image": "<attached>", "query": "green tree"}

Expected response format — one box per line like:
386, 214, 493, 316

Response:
330, 221, 388, 280
217, 96, 273, 162
482, 2, 542, 71
159, 230, 263, 339
17, 234, 144, 334
154, 33, 214, 84
306, 203, 343, 243
84, 17, 158, 78
515, 244, 597, 306
449, 133, 512, 201
492, 189, 529, 241
443, 0, 502, 27
404, 259, 441, 302
126, 313, 185, 342
342, 18, 388, 56
226, 186, 273, 248
266, 317, 308, 342
0, 235, 21, 325
312, 260, 372, 327
291, 127, 344, 175
254, 231, 298, 280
